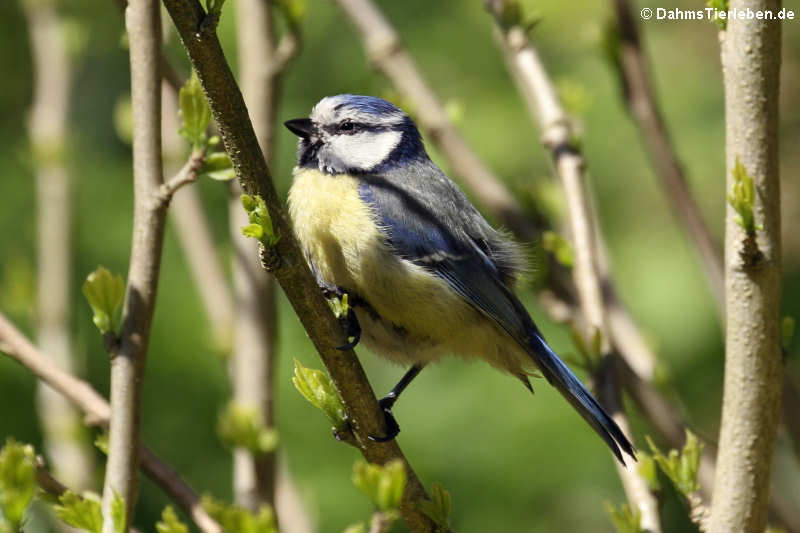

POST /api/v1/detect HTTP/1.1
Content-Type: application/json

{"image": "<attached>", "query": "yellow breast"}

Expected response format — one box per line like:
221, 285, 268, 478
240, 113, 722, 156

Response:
287, 167, 385, 291
287, 167, 502, 365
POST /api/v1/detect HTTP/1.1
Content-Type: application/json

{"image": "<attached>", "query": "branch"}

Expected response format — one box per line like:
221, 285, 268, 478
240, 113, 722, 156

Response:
35, 455, 70, 497
609, 0, 800, 475
102, 0, 165, 529
157, 147, 206, 204
228, 0, 299, 513
596, 360, 662, 532
608, 0, 724, 313
709, 1, 783, 531
0, 312, 223, 533
161, 2, 437, 531
485, 3, 661, 530
162, 82, 235, 351
22, 0, 97, 493
114, 0, 182, 92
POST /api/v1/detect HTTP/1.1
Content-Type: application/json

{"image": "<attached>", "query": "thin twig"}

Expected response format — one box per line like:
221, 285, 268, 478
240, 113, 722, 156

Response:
608, 0, 724, 312
0, 311, 223, 533
709, 1, 783, 530
161, 81, 235, 351
101, 0, 165, 529
229, 0, 296, 513
609, 0, 800, 476
485, 3, 661, 530
157, 147, 206, 204
35, 456, 70, 497
23, 0, 98, 496
161, 2, 438, 531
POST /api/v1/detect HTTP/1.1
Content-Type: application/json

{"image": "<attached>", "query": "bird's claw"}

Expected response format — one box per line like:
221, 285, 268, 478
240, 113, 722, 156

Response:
335, 304, 361, 350
367, 396, 400, 442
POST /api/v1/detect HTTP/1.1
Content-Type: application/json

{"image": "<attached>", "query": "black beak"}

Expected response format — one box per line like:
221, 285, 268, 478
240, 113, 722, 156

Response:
284, 118, 314, 138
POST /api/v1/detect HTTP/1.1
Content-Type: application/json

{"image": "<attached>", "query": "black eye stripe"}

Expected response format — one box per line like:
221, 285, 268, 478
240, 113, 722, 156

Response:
323, 122, 401, 135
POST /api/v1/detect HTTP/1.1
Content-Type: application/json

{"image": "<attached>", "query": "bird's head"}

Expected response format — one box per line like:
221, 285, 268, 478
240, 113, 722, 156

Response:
285, 94, 426, 175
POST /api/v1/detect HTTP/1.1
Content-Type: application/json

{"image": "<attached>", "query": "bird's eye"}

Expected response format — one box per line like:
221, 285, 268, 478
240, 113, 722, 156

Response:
339, 120, 354, 132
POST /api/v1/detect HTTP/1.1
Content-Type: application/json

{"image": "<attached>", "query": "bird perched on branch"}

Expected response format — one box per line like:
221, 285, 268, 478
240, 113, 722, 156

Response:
285, 94, 634, 462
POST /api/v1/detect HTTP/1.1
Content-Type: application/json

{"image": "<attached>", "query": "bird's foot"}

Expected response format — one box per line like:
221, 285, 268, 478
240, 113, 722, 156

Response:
335, 304, 361, 350
367, 395, 400, 442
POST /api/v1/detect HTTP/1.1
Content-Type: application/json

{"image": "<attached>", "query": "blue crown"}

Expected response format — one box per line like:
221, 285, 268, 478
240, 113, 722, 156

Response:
333, 94, 403, 116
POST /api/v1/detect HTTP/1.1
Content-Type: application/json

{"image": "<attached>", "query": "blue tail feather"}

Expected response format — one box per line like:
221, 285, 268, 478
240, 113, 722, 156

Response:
529, 333, 635, 463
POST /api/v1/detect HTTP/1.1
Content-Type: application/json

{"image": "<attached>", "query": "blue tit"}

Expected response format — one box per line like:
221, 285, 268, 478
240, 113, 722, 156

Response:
285, 94, 634, 462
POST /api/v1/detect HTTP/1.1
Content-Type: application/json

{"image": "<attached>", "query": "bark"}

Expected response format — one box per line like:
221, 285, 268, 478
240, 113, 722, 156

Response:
485, 3, 661, 530
709, 2, 783, 531
101, 0, 165, 528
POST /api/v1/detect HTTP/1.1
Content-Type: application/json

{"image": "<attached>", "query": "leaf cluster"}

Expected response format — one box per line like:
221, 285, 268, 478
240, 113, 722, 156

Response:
645, 430, 703, 497
241, 194, 279, 247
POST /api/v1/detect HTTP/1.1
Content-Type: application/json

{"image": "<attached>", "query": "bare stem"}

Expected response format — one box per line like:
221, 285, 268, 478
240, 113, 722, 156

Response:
610, 0, 800, 483
102, 0, 165, 529
228, 0, 290, 511
161, 1, 437, 530
158, 148, 206, 200
162, 82, 235, 352
709, 1, 783, 531
0, 312, 223, 533
485, 3, 660, 529
609, 0, 724, 312
22, 0, 97, 494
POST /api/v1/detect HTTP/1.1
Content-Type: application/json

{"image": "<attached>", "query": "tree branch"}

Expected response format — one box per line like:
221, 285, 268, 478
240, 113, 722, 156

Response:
709, 1, 783, 531
608, 0, 724, 313
22, 0, 97, 496
157, 147, 206, 204
485, 3, 661, 530
609, 0, 800, 476
161, 81, 235, 352
160, 2, 437, 531
0, 311, 223, 533
229, 0, 298, 514
102, 0, 165, 529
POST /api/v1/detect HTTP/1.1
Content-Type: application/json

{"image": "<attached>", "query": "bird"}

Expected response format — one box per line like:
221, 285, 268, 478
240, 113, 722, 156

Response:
284, 94, 635, 463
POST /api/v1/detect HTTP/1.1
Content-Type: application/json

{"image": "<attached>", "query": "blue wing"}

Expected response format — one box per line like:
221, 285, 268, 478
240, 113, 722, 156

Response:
358, 176, 634, 463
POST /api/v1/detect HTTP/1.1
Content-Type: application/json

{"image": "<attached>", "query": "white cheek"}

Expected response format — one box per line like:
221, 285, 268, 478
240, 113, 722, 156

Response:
331, 130, 402, 171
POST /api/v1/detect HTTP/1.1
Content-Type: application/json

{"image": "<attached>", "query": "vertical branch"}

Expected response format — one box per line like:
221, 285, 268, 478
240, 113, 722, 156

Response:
229, 0, 283, 510
608, 0, 725, 312
101, 0, 164, 528
709, 1, 783, 531
485, 4, 661, 531
162, 2, 438, 531
22, 0, 96, 496
610, 0, 800, 469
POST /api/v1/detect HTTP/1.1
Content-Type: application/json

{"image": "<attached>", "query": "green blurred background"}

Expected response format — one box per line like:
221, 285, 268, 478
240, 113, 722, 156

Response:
1, 0, 799, 531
